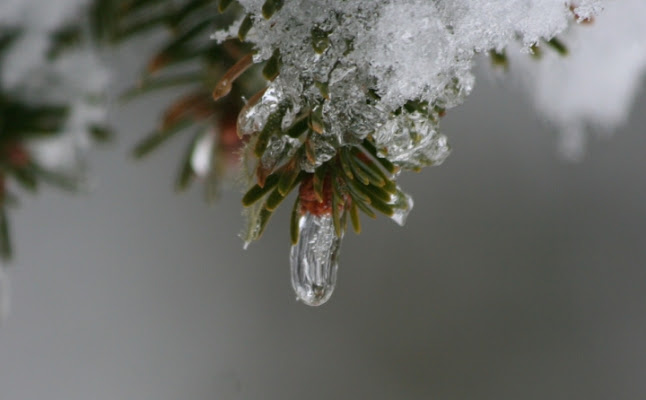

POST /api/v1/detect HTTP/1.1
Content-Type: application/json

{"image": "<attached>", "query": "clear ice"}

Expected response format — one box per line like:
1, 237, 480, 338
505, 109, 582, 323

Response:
390, 188, 414, 227
373, 111, 451, 170
290, 213, 342, 306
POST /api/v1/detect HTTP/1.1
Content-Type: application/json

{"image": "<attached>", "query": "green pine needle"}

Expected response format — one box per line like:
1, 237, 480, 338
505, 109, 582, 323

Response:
242, 174, 280, 206
277, 161, 301, 197
261, 0, 284, 19
262, 49, 281, 81
238, 14, 253, 41
219, 0, 234, 13
350, 202, 361, 233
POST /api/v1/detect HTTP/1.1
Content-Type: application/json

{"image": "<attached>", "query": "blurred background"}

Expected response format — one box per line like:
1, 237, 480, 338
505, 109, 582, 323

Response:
0, 38, 645, 399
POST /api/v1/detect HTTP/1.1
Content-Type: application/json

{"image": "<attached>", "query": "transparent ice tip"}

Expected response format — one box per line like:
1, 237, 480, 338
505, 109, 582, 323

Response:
390, 188, 414, 226
290, 213, 342, 306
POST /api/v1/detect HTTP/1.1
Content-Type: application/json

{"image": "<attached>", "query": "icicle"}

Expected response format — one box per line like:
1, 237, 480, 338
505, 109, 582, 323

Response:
290, 212, 342, 306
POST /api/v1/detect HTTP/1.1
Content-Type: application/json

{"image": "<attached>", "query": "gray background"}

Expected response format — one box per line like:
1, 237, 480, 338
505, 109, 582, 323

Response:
1, 41, 645, 399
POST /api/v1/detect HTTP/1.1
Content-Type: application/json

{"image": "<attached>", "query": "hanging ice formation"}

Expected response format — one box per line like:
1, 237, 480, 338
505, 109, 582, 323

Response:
290, 212, 341, 306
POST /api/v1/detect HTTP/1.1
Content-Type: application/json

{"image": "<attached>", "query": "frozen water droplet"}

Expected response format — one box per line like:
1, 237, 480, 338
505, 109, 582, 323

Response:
260, 135, 301, 172
300, 136, 337, 172
373, 111, 450, 169
390, 188, 414, 226
237, 86, 283, 137
290, 213, 342, 306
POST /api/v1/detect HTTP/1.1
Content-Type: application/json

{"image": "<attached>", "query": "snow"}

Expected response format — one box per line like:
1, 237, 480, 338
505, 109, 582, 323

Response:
222, 0, 619, 169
